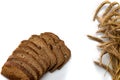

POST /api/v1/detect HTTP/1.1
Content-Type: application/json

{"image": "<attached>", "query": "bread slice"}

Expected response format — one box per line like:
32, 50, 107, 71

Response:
29, 35, 57, 70
19, 41, 49, 73
1, 58, 34, 80
12, 49, 43, 77
56, 41, 71, 69
45, 32, 71, 69
40, 33, 65, 72
8, 55, 39, 80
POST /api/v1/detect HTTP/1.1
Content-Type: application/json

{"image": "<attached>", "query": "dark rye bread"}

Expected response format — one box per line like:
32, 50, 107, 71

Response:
29, 35, 57, 70
12, 49, 43, 77
7, 55, 38, 80
20, 40, 49, 72
1, 32, 71, 80
44, 32, 71, 69
40, 33, 65, 72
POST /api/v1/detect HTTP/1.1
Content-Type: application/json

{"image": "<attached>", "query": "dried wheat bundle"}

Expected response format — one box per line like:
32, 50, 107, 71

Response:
88, 1, 120, 80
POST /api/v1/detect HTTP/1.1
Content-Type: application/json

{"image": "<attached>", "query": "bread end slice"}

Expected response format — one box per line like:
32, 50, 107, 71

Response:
1, 61, 30, 80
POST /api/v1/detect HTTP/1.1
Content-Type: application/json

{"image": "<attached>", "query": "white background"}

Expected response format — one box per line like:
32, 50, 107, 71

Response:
0, 0, 116, 80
